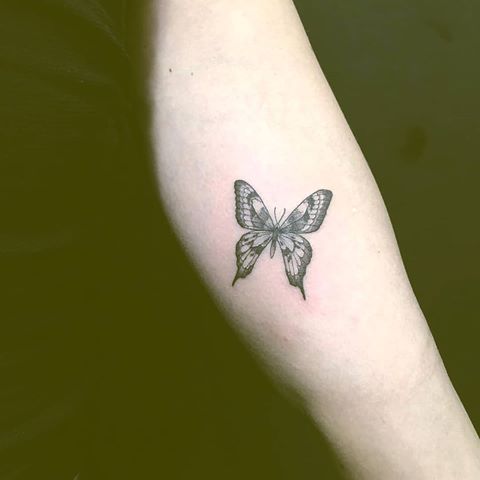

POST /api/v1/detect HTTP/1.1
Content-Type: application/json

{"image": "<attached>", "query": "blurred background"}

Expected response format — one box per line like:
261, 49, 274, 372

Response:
85, 1, 480, 478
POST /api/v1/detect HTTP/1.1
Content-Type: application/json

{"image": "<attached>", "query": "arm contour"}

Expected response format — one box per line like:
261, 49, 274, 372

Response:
149, 1, 480, 478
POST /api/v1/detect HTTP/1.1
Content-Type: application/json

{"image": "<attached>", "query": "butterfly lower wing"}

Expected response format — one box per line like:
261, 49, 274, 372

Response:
234, 180, 275, 230
280, 189, 332, 234
233, 231, 273, 286
277, 233, 312, 300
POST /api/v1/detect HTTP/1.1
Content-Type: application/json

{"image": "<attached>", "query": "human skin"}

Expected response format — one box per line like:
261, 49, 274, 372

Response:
147, 1, 480, 478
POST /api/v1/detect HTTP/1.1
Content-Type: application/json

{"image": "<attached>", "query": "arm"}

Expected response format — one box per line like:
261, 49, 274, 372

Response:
148, 1, 480, 477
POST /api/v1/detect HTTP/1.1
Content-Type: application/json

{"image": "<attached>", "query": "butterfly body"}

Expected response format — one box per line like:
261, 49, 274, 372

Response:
270, 230, 278, 258
233, 180, 332, 300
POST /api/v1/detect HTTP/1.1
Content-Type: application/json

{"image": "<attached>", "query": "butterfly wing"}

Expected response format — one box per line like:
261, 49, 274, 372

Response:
232, 231, 273, 285
277, 233, 312, 300
233, 180, 275, 285
234, 180, 275, 230
280, 189, 332, 234
233, 181, 331, 298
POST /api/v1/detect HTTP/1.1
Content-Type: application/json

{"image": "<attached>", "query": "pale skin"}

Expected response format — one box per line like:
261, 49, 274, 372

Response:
148, 1, 480, 478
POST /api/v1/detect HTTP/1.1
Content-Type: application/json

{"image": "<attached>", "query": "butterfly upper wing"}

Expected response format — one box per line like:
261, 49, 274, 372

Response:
280, 189, 332, 234
277, 233, 312, 300
234, 180, 275, 231
232, 231, 273, 285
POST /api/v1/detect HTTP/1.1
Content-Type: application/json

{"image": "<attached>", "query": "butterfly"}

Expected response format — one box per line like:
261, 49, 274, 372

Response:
232, 180, 333, 300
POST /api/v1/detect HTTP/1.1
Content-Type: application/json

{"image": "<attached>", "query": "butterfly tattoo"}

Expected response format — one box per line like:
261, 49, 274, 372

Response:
232, 180, 333, 300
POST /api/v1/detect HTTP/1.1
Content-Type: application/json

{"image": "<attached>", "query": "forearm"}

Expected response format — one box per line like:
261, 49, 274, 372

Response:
149, 0, 480, 477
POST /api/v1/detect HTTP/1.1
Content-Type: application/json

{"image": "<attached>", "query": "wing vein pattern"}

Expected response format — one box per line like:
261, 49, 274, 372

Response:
233, 179, 332, 299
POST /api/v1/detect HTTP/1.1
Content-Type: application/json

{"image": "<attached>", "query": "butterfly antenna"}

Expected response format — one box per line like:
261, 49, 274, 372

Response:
278, 208, 287, 224
273, 207, 278, 224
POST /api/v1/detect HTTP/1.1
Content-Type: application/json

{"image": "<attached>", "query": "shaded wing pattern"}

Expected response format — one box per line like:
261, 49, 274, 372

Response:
234, 180, 274, 230
277, 233, 312, 300
233, 180, 332, 300
280, 190, 332, 234
232, 231, 273, 286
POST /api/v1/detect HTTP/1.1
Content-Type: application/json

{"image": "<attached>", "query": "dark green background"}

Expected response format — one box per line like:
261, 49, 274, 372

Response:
87, 1, 480, 478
